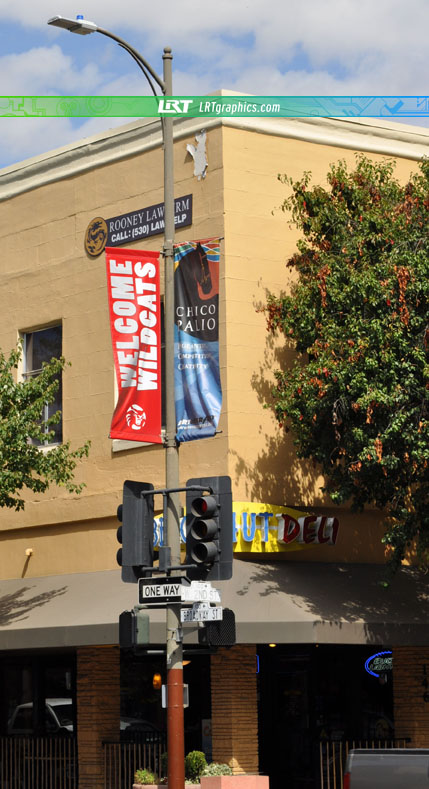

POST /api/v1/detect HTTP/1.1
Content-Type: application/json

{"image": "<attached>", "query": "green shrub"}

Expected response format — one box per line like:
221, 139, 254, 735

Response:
202, 763, 233, 776
185, 751, 208, 782
160, 752, 168, 778
134, 767, 159, 785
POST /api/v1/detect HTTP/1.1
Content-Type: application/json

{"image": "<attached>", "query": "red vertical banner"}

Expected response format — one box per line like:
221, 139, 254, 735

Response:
105, 247, 162, 443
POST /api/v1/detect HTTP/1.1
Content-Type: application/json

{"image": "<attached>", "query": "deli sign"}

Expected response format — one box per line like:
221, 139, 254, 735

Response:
151, 502, 340, 553
232, 503, 339, 553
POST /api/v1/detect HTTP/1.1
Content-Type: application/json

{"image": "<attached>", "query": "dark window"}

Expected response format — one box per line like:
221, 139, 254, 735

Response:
11, 708, 33, 734
1, 656, 76, 737
23, 325, 62, 445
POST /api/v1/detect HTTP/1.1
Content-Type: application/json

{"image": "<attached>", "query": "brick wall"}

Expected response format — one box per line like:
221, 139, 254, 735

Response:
393, 646, 429, 746
211, 645, 259, 774
77, 645, 120, 789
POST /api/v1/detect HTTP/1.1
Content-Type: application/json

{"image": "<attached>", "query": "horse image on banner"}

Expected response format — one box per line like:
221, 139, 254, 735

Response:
174, 239, 221, 442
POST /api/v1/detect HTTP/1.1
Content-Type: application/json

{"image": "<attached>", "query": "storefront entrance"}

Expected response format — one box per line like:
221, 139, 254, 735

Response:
257, 644, 394, 788
120, 648, 212, 755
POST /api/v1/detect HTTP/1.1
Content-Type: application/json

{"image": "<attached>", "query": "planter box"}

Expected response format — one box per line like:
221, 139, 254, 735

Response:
202, 777, 269, 789
133, 786, 201, 789
133, 778, 269, 789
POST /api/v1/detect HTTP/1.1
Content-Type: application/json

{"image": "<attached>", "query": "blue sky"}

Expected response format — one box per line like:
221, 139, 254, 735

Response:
0, 0, 428, 169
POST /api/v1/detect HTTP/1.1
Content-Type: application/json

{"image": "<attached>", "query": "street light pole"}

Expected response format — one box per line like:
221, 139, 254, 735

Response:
162, 45, 186, 789
47, 17, 184, 789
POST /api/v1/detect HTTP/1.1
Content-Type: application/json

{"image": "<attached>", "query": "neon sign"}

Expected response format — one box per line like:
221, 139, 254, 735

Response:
365, 651, 393, 677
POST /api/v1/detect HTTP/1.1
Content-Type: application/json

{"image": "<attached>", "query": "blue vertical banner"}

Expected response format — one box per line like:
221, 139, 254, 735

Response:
174, 239, 222, 442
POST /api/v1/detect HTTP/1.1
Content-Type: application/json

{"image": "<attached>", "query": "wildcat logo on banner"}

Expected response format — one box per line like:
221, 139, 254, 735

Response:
174, 239, 221, 442
105, 247, 162, 443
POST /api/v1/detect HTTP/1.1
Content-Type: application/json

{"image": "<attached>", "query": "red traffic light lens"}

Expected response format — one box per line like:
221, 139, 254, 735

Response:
191, 495, 217, 518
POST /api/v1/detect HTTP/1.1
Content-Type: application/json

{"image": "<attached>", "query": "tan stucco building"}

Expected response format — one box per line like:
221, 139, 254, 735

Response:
1, 110, 429, 788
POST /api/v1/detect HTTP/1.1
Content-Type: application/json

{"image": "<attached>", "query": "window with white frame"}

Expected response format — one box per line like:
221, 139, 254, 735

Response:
22, 325, 63, 445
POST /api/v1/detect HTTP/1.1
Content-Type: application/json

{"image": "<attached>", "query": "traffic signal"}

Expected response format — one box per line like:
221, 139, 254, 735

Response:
185, 476, 233, 580
198, 608, 236, 647
117, 480, 154, 583
119, 609, 150, 648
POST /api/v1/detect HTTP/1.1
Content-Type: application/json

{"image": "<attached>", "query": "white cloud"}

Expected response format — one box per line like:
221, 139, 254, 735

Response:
0, 116, 81, 163
2, 0, 428, 95
4, 0, 428, 67
40, 0, 429, 66
0, 115, 134, 168
0, 45, 104, 94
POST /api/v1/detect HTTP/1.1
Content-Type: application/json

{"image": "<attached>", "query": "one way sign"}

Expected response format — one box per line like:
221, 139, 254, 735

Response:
139, 576, 188, 605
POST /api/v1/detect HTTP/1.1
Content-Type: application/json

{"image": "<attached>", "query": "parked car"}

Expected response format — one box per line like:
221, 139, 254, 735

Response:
8, 700, 163, 742
120, 716, 158, 731
8, 698, 74, 735
120, 716, 164, 743
4, 700, 76, 789
344, 748, 429, 788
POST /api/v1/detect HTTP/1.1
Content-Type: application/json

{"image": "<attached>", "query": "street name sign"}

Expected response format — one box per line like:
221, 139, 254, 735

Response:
181, 604, 223, 623
139, 576, 188, 605
181, 581, 221, 604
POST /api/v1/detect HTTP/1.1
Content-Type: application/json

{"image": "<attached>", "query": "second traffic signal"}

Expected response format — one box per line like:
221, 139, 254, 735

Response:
119, 609, 150, 649
185, 476, 233, 581
117, 480, 154, 583
198, 608, 236, 647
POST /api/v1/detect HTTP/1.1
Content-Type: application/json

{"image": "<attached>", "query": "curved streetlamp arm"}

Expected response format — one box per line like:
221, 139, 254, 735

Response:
95, 26, 166, 94
117, 43, 158, 97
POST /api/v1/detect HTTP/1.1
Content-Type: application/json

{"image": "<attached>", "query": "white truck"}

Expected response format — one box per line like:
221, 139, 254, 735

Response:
344, 748, 429, 788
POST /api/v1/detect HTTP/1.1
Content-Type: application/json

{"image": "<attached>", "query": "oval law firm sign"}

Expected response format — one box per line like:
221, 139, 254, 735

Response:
84, 195, 193, 257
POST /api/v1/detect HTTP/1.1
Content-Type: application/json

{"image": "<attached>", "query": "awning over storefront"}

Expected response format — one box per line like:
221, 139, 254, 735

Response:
1, 560, 429, 650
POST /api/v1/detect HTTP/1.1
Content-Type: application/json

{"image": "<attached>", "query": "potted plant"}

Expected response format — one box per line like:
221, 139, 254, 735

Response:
133, 768, 159, 786
132, 752, 237, 789
202, 764, 233, 777
185, 751, 208, 783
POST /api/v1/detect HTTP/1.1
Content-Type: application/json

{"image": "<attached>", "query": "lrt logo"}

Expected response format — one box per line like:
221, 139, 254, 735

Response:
158, 99, 193, 114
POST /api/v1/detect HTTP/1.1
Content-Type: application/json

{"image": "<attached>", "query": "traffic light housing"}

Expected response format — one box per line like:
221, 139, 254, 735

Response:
119, 609, 150, 648
198, 608, 236, 647
185, 476, 233, 580
117, 480, 154, 583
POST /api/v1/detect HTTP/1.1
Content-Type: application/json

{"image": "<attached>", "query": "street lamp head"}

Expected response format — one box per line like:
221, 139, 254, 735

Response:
47, 15, 98, 35
47, 14, 166, 95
